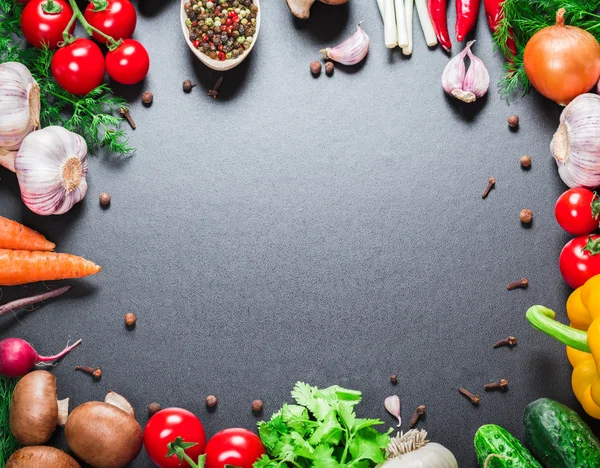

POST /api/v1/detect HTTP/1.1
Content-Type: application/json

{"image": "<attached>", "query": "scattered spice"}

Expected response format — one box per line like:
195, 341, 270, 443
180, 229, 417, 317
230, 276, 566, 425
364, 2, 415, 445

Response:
148, 402, 161, 417
484, 379, 509, 391
482, 177, 496, 199
507, 278, 528, 290
208, 76, 224, 98
310, 60, 322, 75
206, 395, 217, 409
99, 192, 111, 207
409, 405, 426, 428
183, 79, 197, 93
325, 61, 334, 75
493, 336, 517, 348
520, 209, 533, 224
252, 399, 264, 413
75, 366, 102, 380
141, 91, 153, 105
124, 312, 137, 328
390, 374, 398, 385
520, 155, 531, 168
458, 387, 480, 405
508, 114, 519, 128
119, 107, 136, 130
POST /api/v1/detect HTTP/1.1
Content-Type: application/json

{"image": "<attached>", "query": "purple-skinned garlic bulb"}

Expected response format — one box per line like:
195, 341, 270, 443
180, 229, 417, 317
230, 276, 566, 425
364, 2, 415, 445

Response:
442, 40, 489, 103
321, 23, 370, 66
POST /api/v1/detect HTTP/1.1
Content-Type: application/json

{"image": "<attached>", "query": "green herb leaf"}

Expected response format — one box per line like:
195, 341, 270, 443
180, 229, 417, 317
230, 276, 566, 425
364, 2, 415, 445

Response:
253, 455, 279, 468
348, 428, 390, 464
308, 411, 344, 446
0, 376, 19, 466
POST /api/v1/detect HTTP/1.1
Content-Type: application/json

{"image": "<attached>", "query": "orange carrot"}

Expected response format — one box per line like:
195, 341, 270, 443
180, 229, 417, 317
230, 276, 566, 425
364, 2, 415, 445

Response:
0, 216, 55, 251
0, 249, 101, 286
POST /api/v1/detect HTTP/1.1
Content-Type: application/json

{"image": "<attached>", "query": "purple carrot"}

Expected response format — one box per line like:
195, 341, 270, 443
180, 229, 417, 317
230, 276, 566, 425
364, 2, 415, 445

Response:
0, 286, 71, 317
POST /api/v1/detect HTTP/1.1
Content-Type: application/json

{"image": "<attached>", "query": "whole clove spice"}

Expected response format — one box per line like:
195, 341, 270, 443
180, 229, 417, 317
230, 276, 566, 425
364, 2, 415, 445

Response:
75, 366, 102, 380
390, 374, 398, 385
125, 312, 137, 328
520, 209, 533, 224
119, 107, 136, 130
409, 405, 426, 428
148, 402, 161, 417
482, 177, 495, 199
310, 60, 322, 75
520, 155, 531, 168
458, 387, 480, 405
183, 79, 197, 93
507, 278, 528, 290
141, 91, 153, 106
493, 336, 517, 348
206, 395, 217, 409
508, 115, 519, 128
484, 379, 509, 391
208, 77, 224, 99
252, 399, 264, 413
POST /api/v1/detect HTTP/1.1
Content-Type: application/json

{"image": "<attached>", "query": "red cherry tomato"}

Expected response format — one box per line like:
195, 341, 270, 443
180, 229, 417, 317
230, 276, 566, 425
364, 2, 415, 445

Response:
559, 234, 600, 289
21, 0, 74, 49
51, 39, 105, 95
204, 428, 266, 468
555, 188, 600, 236
105, 39, 149, 85
144, 408, 206, 468
84, 0, 137, 44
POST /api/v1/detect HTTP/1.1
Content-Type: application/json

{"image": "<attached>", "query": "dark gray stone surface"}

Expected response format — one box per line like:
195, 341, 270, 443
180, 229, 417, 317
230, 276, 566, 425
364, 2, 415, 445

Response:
2, 0, 597, 466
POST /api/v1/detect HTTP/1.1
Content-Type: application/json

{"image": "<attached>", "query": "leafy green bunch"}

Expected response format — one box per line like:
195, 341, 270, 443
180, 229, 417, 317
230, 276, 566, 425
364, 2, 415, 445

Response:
255, 382, 391, 468
494, 0, 600, 96
0, 376, 19, 468
0, 0, 132, 156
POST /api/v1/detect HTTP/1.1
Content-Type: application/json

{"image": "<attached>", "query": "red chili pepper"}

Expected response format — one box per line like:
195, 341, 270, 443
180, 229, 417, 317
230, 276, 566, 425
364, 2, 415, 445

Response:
455, 0, 479, 42
427, 0, 451, 52
484, 0, 517, 58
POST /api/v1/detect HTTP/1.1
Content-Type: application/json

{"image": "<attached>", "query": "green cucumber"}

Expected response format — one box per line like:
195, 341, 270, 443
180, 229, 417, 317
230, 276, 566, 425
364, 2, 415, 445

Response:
524, 398, 600, 467
474, 424, 542, 467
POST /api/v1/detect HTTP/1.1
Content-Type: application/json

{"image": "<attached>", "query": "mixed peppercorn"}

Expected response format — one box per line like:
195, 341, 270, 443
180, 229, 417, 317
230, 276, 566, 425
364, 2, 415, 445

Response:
184, 0, 259, 61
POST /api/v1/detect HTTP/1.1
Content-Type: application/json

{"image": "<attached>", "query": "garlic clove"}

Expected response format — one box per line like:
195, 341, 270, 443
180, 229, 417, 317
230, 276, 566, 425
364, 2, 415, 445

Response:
320, 23, 370, 66
464, 43, 490, 99
442, 40, 489, 103
442, 48, 468, 97
385, 395, 402, 427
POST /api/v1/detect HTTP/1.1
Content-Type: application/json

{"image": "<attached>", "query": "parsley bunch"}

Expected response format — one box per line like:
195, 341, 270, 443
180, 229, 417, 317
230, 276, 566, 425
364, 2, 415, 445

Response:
0, 0, 133, 156
255, 382, 391, 468
0, 376, 19, 468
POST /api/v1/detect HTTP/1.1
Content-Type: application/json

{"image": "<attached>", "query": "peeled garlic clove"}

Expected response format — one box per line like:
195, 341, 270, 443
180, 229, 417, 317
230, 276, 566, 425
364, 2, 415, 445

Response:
442, 41, 489, 103
385, 395, 402, 427
321, 23, 370, 66
0, 62, 40, 151
15, 126, 88, 216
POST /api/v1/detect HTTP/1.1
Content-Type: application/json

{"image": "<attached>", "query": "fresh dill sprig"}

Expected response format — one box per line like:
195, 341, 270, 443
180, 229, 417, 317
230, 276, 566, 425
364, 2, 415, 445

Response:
493, 0, 600, 97
0, 0, 133, 156
0, 376, 19, 467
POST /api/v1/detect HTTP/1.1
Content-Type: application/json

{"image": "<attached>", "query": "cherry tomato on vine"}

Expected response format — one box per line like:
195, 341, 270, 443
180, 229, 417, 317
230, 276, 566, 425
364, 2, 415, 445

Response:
559, 234, 600, 289
51, 39, 105, 95
21, 0, 74, 49
204, 428, 266, 468
105, 39, 149, 85
555, 188, 600, 236
144, 408, 206, 468
84, 0, 137, 44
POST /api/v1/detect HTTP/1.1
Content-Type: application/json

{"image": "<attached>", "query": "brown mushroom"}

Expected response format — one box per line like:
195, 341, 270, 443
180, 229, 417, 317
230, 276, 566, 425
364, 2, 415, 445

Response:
65, 392, 143, 468
9, 370, 68, 445
7, 446, 80, 467
286, 0, 348, 19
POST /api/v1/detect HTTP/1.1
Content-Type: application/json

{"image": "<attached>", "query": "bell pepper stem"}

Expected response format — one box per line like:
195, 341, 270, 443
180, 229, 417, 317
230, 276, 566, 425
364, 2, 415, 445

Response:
526, 305, 591, 353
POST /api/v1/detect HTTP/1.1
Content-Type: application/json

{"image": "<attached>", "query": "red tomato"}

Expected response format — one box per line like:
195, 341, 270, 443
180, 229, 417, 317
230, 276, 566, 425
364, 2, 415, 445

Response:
560, 234, 600, 289
84, 0, 137, 44
144, 408, 206, 468
105, 39, 149, 85
51, 39, 105, 95
21, 0, 74, 49
555, 188, 599, 236
204, 428, 266, 468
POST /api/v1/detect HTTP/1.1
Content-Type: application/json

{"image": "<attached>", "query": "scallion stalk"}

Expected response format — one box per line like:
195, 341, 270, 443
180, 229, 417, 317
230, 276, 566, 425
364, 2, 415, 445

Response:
384, 0, 398, 48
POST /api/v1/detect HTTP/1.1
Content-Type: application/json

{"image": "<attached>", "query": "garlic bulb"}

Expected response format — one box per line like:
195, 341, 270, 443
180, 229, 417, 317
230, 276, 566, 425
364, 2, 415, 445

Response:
0, 62, 40, 153
441, 40, 489, 103
551, 93, 600, 188
321, 23, 370, 66
15, 126, 88, 216
382, 430, 458, 468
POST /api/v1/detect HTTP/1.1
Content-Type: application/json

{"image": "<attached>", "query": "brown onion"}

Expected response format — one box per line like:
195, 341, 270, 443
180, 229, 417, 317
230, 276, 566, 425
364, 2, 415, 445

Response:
524, 8, 600, 105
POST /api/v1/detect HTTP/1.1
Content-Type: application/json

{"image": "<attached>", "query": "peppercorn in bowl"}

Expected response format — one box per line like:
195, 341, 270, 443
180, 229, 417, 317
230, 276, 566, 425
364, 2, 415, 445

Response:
181, 0, 260, 71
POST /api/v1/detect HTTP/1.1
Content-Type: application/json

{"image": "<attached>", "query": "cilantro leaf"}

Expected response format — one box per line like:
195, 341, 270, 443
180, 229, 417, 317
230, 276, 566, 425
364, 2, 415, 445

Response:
253, 455, 279, 468
352, 418, 385, 432
291, 382, 317, 407
336, 402, 356, 431
348, 428, 390, 464
308, 411, 344, 446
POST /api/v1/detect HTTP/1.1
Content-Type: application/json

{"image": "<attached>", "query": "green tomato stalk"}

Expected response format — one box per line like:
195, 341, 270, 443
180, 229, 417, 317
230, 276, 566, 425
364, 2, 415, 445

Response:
61, 0, 122, 50
166, 437, 206, 468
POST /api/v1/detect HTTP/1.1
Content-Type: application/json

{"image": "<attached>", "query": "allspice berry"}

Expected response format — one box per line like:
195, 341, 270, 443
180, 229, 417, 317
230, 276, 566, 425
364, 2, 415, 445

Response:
252, 399, 264, 413
310, 60, 322, 75
125, 312, 137, 328
390, 374, 398, 385
99, 192, 111, 207
206, 395, 217, 409
520, 209, 533, 224
183, 79, 197, 93
508, 115, 519, 128
142, 91, 153, 105
325, 61, 334, 75
520, 155, 531, 168
148, 402, 161, 417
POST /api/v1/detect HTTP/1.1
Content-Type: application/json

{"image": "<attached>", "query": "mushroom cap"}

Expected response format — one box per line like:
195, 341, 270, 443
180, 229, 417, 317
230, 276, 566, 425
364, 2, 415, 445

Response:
7, 446, 80, 468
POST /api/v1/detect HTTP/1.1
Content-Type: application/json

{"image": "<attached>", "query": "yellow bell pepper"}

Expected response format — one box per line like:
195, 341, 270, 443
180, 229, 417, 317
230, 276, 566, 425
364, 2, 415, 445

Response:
527, 275, 600, 419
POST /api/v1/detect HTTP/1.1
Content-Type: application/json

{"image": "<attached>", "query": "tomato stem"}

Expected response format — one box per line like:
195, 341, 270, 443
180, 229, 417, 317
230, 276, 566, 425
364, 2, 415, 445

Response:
584, 236, 600, 256
64, 0, 122, 50
90, 0, 109, 12
591, 192, 600, 220
61, 12, 78, 45
42, 0, 63, 14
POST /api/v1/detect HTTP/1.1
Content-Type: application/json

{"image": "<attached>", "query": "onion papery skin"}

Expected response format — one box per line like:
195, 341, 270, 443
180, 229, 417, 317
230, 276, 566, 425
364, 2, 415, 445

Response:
524, 9, 600, 106
551, 93, 600, 188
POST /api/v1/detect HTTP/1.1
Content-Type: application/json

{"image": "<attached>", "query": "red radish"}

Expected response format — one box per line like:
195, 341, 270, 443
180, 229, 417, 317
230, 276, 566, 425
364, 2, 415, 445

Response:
0, 337, 82, 378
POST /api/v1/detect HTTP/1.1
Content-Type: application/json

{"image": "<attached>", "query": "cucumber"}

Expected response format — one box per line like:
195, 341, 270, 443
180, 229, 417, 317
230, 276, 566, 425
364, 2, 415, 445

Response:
474, 424, 543, 467
524, 398, 600, 467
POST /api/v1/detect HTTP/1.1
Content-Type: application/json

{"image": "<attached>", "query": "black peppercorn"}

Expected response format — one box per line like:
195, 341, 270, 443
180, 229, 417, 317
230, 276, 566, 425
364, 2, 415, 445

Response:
189, 12, 197, 21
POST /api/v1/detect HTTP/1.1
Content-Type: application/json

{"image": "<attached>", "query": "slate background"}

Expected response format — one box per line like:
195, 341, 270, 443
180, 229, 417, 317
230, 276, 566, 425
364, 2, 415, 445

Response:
1, 0, 597, 466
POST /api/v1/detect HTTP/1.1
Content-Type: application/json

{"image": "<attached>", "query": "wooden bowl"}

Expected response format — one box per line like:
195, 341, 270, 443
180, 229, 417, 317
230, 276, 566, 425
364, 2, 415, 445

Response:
180, 0, 261, 71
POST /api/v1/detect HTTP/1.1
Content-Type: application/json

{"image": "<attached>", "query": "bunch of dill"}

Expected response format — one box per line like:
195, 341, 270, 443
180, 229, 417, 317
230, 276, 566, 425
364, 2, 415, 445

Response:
0, 376, 18, 467
0, 0, 133, 156
493, 0, 600, 96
